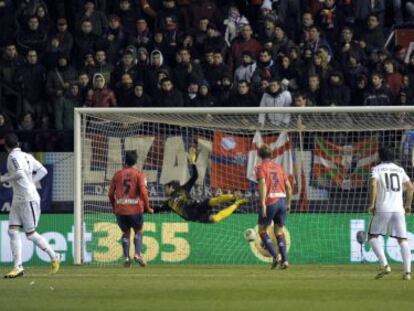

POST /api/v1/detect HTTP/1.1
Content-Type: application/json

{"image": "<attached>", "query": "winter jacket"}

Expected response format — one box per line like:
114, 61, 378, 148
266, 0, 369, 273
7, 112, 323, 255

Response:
258, 90, 292, 125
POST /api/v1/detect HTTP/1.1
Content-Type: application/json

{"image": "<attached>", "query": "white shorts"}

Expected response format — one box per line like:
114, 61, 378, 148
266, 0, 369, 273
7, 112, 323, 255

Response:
9, 200, 41, 233
368, 212, 407, 239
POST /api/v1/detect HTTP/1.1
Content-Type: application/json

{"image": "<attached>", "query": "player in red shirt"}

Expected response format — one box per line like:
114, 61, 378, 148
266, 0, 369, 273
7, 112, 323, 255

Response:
108, 150, 154, 267
256, 144, 292, 269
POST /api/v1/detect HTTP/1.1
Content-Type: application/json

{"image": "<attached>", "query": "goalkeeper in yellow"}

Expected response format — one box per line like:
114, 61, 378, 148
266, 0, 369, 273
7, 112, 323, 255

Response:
162, 147, 247, 223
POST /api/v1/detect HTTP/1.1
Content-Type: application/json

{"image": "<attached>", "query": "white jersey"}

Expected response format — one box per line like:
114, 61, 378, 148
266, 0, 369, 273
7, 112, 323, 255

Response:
6, 148, 45, 203
371, 162, 410, 212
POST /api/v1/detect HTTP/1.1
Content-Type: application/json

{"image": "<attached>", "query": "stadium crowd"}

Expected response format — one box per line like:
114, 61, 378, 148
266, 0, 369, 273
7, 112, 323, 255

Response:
0, 0, 414, 151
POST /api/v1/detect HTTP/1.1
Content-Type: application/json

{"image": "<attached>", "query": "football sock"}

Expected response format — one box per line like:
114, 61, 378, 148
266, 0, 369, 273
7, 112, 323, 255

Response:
369, 237, 388, 267
121, 236, 130, 259
208, 194, 234, 207
134, 232, 143, 256
26, 232, 57, 260
260, 233, 278, 258
400, 240, 411, 274
8, 229, 22, 268
276, 234, 288, 262
210, 202, 239, 223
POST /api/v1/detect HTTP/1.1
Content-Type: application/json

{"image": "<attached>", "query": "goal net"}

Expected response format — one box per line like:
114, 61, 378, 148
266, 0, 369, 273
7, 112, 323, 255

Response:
74, 107, 414, 265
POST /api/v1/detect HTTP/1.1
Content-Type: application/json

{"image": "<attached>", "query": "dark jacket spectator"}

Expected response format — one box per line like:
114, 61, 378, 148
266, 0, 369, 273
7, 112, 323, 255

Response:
155, 77, 184, 107
46, 54, 78, 102
228, 80, 258, 107
363, 72, 394, 106
53, 18, 74, 56
360, 15, 385, 52
75, 1, 108, 36
105, 14, 127, 64
131, 82, 152, 107
74, 20, 105, 65
92, 50, 114, 85
173, 48, 204, 91
0, 44, 25, 85
115, 73, 135, 107
128, 17, 152, 49
111, 51, 140, 88
193, 80, 216, 107
321, 71, 351, 106
14, 50, 46, 108
0, 0, 16, 46
189, 0, 221, 29
58, 83, 83, 130
16, 16, 48, 54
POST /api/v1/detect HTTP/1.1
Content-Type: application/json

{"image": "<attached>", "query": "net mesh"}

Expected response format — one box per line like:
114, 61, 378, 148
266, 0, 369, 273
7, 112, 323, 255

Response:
78, 109, 414, 265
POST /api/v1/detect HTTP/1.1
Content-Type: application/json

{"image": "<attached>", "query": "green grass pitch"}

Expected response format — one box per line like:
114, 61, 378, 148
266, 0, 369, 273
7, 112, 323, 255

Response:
1, 264, 413, 311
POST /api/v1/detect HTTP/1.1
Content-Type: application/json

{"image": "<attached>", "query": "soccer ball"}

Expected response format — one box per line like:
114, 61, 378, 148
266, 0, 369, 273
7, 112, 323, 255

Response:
244, 228, 257, 242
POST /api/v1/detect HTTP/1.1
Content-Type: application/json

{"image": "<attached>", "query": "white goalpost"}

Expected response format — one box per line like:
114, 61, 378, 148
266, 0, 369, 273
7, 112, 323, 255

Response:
74, 106, 414, 265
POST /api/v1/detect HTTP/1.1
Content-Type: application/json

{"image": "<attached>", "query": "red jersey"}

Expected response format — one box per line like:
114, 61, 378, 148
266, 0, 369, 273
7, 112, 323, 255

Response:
108, 167, 151, 215
255, 159, 288, 206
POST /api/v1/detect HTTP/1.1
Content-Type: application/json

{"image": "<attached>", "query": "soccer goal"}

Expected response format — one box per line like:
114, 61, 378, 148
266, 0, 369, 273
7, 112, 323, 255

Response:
74, 106, 414, 266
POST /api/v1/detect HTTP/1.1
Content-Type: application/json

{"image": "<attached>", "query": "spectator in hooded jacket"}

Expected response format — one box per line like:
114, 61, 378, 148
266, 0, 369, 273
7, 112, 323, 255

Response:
258, 79, 292, 126
321, 71, 350, 106
88, 73, 117, 107
155, 77, 184, 107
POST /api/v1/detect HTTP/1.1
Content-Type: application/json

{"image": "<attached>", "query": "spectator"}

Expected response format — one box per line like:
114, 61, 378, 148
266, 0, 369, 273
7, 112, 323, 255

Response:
0, 0, 16, 46
355, 0, 385, 28
14, 49, 47, 116
115, 73, 135, 107
203, 23, 227, 56
272, 25, 295, 57
305, 74, 323, 106
301, 25, 332, 56
74, 19, 105, 65
316, 0, 344, 45
258, 79, 292, 126
228, 24, 262, 70
173, 47, 204, 92
251, 49, 277, 89
88, 73, 117, 107
216, 73, 234, 106
17, 112, 36, 132
46, 54, 77, 127
155, 77, 184, 107
383, 59, 403, 97
43, 35, 65, 70
184, 79, 199, 106
53, 18, 74, 56
363, 72, 394, 106
35, 3, 53, 34
16, 16, 48, 54
223, 6, 249, 46
321, 71, 351, 106
193, 80, 216, 107
76, 0, 108, 36
147, 49, 170, 95
336, 27, 366, 67
111, 50, 139, 88
78, 71, 92, 101
155, 0, 183, 31
129, 16, 152, 49
193, 17, 209, 53
58, 83, 83, 130
360, 15, 386, 53
351, 74, 369, 106
93, 49, 114, 85
257, 17, 276, 44
300, 12, 315, 44
234, 51, 257, 86
105, 14, 127, 64
0, 43, 24, 85
294, 91, 312, 107
131, 81, 152, 107
189, 0, 221, 30
228, 80, 258, 107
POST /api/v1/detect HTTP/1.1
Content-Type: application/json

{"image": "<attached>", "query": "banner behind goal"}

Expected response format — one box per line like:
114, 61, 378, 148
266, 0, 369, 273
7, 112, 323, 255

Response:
74, 107, 414, 265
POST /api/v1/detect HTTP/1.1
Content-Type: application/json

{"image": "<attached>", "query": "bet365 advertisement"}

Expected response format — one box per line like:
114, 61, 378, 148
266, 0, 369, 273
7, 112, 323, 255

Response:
1, 214, 413, 266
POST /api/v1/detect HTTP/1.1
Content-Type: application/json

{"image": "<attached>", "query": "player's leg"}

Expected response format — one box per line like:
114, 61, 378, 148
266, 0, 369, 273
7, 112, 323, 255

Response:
368, 212, 391, 278
274, 200, 288, 269
23, 201, 60, 274
4, 208, 25, 279
116, 215, 132, 267
132, 214, 146, 267
258, 204, 279, 269
209, 197, 247, 223
391, 212, 411, 280
208, 194, 235, 206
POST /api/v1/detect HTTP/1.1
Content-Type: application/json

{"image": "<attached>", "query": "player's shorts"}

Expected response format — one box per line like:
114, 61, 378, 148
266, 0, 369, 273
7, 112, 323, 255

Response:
9, 200, 41, 233
258, 199, 287, 226
184, 199, 212, 223
116, 214, 144, 232
368, 212, 408, 239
